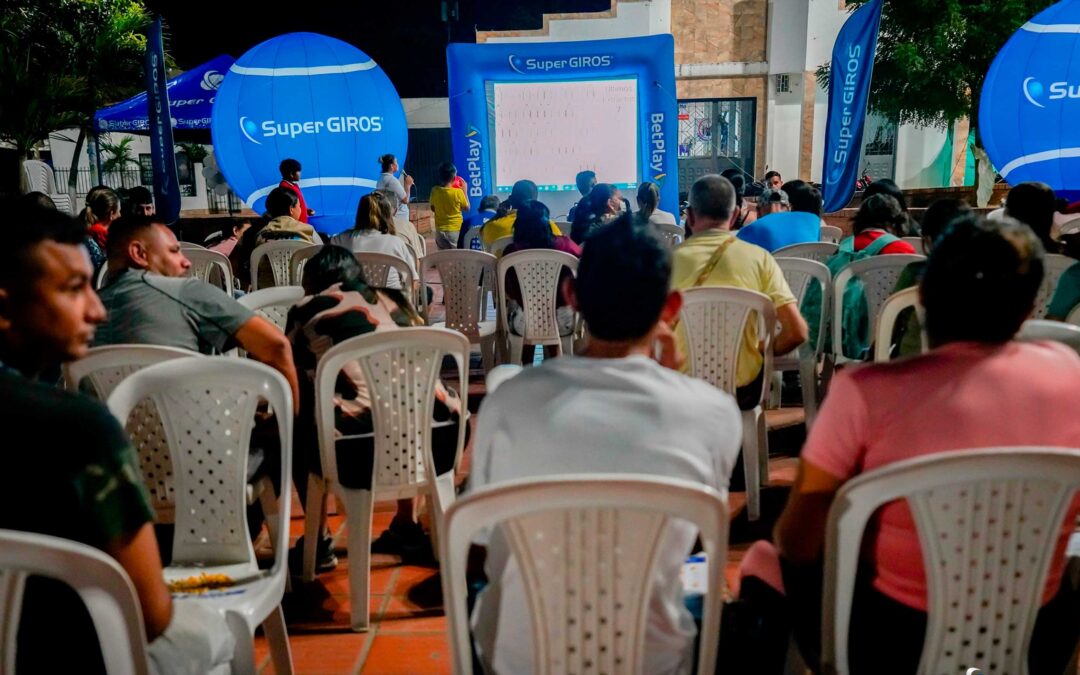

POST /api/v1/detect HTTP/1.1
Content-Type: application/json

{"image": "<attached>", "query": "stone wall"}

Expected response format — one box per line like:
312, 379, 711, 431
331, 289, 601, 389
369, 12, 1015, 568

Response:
670, 0, 768, 64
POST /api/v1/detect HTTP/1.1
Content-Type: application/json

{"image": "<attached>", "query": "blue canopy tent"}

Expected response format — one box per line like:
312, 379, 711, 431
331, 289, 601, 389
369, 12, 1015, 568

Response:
95, 54, 234, 137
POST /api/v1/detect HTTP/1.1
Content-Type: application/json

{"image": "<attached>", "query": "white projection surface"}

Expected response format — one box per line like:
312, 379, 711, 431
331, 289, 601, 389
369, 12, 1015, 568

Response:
492, 79, 639, 192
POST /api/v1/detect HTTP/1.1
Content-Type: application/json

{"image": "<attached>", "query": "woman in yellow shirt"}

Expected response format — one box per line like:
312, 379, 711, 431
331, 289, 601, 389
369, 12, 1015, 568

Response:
429, 162, 470, 249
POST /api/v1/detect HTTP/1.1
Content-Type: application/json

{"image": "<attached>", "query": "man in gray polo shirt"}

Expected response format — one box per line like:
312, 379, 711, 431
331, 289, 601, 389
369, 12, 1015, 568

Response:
95, 215, 299, 411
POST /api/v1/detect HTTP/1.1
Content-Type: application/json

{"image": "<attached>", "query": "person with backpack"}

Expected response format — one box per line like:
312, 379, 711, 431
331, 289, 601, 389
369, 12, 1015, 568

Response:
803, 194, 918, 360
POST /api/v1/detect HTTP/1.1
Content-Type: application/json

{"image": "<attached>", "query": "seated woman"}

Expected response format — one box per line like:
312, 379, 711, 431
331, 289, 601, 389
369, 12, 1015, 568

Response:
569, 183, 625, 244
330, 191, 418, 291
502, 200, 582, 354
634, 181, 679, 228
735, 216, 1080, 674
286, 245, 466, 559
255, 186, 323, 246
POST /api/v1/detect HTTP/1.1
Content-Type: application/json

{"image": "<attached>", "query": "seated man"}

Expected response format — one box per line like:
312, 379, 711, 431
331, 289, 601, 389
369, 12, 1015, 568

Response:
468, 222, 742, 674
674, 174, 808, 409
736, 180, 824, 252
0, 201, 232, 673
94, 215, 299, 409
739, 216, 1080, 674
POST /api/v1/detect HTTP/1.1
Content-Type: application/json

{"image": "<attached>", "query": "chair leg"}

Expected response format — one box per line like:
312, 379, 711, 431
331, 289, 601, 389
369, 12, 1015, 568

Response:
509, 335, 524, 366
339, 487, 375, 632
302, 474, 327, 583
255, 476, 290, 592
756, 406, 770, 487
799, 356, 820, 429
741, 408, 762, 522
262, 604, 294, 675
480, 334, 495, 373
560, 335, 574, 357
767, 370, 783, 409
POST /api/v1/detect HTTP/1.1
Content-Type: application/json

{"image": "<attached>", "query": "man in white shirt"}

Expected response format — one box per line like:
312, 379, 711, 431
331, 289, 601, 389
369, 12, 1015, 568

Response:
468, 217, 742, 674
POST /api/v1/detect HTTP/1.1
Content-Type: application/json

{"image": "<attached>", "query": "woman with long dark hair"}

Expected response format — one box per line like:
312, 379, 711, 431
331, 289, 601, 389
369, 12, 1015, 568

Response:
286, 245, 466, 563
374, 153, 413, 221
570, 183, 624, 244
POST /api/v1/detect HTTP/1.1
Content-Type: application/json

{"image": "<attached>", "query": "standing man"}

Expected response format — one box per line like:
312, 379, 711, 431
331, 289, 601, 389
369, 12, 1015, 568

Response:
567, 169, 597, 221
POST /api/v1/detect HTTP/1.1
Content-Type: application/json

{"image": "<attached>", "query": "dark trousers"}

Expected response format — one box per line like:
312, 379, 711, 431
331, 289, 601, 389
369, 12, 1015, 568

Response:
727, 558, 1080, 675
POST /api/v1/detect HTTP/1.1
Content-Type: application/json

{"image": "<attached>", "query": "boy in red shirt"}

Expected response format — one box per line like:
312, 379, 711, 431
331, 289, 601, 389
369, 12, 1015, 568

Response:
278, 158, 315, 223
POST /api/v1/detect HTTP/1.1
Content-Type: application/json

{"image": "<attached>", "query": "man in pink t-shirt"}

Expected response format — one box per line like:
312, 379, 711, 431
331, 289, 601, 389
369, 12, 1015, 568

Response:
735, 216, 1080, 674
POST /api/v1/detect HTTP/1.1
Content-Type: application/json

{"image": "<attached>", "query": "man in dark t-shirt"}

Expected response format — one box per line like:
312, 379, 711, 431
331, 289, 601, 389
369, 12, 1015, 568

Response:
0, 201, 172, 671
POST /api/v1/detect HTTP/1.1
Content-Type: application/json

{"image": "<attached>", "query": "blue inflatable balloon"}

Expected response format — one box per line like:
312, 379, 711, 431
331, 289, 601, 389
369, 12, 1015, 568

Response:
981, 0, 1080, 194
211, 32, 408, 234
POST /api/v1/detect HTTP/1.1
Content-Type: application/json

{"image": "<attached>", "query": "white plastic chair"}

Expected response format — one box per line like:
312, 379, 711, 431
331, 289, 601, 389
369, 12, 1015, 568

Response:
21, 159, 73, 214
180, 241, 207, 251
64, 345, 199, 524
440, 475, 730, 675
288, 244, 323, 286
832, 254, 925, 364
652, 221, 685, 247
773, 242, 838, 264
1017, 319, 1080, 356
1067, 304, 1080, 327
774, 258, 831, 428
679, 287, 775, 522
489, 236, 514, 258
107, 357, 295, 674
184, 248, 234, 294
822, 447, 1080, 675
1035, 253, 1074, 320
873, 287, 927, 362
353, 251, 415, 291
238, 286, 305, 332
302, 328, 470, 631
250, 240, 314, 290
496, 249, 579, 365
901, 236, 926, 255
820, 224, 843, 244
421, 250, 499, 372
0, 530, 150, 675
95, 260, 110, 290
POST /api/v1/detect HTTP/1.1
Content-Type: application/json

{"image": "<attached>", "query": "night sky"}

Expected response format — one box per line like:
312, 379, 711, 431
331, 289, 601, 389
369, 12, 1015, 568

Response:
147, 0, 609, 97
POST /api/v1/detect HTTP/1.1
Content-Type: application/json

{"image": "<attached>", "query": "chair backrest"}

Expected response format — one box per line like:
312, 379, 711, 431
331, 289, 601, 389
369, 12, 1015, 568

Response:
183, 248, 234, 294
776, 257, 831, 360
21, 159, 55, 194
353, 251, 414, 290
1035, 253, 1074, 320
440, 475, 729, 675
820, 224, 843, 243
652, 221, 685, 247
1068, 303, 1080, 327
822, 448, 1080, 675
679, 287, 776, 401
496, 249, 580, 342
0, 530, 149, 675
459, 226, 484, 252
1016, 319, 1080, 356
179, 241, 206, 251
64, 345, 197, 522
288, 244, 323, 286
107, 357, 292, 572
901, 236, 926, 255
773, 242, 838, 264
873, 287, 926, 362
489, 236, 514, 257
250, 240, 313, 290
832, 254, 925, 362
238, 286, 306, 332
315, 328, 469, 496
94, 260, 110, 290
421, 250, 497, 336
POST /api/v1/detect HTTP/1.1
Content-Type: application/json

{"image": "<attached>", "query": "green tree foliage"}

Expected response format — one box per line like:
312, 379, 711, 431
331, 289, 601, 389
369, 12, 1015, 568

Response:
817, 1, 1056, 200
0, 1, 150, 192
